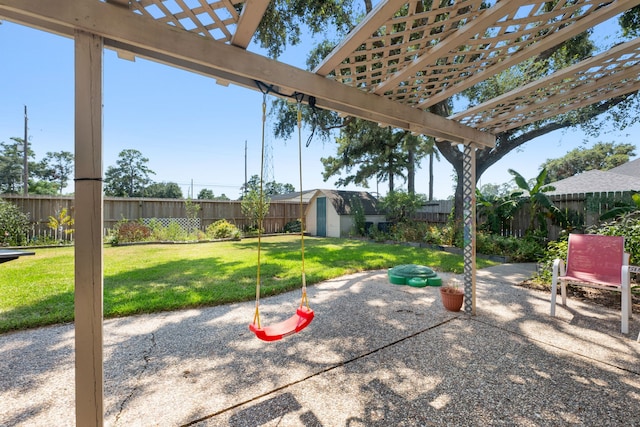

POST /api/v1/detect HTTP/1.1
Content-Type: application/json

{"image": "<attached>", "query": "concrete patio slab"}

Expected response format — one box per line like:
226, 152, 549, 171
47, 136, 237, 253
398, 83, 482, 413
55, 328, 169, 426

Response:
1, 264, 639, 426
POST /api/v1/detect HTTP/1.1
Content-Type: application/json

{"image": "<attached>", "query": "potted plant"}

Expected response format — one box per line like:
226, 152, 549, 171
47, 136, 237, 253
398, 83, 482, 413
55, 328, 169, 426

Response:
440, 278, 464, 312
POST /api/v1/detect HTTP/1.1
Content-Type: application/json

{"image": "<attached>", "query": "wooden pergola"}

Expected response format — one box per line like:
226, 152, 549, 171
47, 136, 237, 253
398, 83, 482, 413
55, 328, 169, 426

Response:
1, 0, 639, 425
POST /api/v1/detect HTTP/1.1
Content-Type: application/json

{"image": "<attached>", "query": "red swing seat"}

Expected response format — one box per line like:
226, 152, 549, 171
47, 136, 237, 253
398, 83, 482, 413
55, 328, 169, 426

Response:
249, 306, 314, 342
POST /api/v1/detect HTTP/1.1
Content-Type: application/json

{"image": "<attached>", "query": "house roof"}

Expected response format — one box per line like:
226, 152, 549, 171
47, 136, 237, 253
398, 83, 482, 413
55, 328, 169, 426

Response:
311, 189, 382, 216
607, 157, 640, 178
546, 169, 640, 195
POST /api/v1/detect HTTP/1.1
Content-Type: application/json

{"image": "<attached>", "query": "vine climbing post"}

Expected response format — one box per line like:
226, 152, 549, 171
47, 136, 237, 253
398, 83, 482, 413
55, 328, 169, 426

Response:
462, 143, 477, 315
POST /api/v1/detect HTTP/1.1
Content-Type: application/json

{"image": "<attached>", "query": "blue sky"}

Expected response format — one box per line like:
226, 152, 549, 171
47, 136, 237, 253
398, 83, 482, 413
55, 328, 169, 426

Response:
0, 18, 637, 200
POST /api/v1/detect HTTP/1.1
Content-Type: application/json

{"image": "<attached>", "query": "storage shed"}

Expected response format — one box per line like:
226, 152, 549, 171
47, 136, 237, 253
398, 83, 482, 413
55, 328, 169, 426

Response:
305, 189, 385, 237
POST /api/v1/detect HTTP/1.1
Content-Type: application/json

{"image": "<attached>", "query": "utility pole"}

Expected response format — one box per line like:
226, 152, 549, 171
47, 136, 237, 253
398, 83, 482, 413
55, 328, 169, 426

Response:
23, 105, 28, 195
244, 140, 247, 197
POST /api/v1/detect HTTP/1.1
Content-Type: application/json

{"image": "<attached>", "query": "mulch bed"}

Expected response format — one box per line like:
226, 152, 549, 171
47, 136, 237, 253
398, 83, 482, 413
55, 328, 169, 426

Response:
518, 280, 640, 313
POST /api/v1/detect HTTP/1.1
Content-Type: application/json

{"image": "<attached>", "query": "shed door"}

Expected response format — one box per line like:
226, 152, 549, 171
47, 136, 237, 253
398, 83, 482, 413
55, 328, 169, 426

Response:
316, 197, 327, 237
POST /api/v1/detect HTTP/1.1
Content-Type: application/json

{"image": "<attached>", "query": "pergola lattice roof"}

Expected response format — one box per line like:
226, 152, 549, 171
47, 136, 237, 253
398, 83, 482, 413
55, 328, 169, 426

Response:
452, 37, 640, 132
315, 0, 631, 111
5, 0, 637, 145
125, 0, 640, 139
315, 0, 637, 132
128, 0, 268, 48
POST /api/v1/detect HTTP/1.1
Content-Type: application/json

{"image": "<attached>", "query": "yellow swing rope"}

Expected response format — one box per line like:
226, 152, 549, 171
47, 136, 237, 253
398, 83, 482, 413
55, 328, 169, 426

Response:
296, 96, 310, 310
252, 92, 268, 329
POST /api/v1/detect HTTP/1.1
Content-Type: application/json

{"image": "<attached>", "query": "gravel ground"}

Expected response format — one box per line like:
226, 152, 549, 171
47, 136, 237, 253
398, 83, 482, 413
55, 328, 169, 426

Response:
1, 264, 639, 426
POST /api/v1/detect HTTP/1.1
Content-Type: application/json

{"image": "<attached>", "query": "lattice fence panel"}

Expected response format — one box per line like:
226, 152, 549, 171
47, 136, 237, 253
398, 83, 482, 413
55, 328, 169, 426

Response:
142, 217, 200, 230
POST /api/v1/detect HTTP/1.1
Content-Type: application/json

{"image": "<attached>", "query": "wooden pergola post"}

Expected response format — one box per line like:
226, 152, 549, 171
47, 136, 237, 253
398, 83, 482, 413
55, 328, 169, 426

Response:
74, 29, 104, 427
462, 143, 477, 315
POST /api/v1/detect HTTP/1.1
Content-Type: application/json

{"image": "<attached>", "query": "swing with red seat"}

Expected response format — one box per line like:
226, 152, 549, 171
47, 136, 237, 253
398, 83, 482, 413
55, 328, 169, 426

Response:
249, 87, 314, 341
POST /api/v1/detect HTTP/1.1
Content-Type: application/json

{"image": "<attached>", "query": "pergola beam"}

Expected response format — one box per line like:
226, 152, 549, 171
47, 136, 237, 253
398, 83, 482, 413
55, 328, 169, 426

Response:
231, 0, 270, 49
0, 0, 495, 147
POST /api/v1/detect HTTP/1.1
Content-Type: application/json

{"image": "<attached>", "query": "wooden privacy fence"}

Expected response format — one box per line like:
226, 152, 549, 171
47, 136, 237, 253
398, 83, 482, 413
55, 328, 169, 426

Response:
1, 194, 305, 238
4, 192, 634, 243
414, 199, 454, 223
499, 191, 637, 240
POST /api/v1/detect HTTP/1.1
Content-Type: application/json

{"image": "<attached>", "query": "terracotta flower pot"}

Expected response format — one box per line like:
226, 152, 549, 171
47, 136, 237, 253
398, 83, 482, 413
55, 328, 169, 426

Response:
440, 286, 464, 312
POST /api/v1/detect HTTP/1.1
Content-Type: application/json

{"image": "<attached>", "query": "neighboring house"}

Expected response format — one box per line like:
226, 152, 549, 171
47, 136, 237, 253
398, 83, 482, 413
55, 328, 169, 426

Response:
545, 158, 640, 195
607, 157, 640, 178
305, 189, 385, 237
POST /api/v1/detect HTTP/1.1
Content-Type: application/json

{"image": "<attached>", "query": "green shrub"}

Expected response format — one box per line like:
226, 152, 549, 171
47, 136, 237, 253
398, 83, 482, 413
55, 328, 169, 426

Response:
146, 218, 165, 240
510, 236, 546, 262
157, 221, 187, 241
379, 191, 425, 223
116, 220, 151, 243
0, 199, 30, 246
206, 219, 241, 239
536, 237, 569, 283
368, 226, 388, 243
441, 209, 461, 247
423, 224, 447, 245
350, 197, 367, 236
391, 220, 429, 243
283, 220, 301, 233
476, 232, 545, 262
588, 211, 640, 265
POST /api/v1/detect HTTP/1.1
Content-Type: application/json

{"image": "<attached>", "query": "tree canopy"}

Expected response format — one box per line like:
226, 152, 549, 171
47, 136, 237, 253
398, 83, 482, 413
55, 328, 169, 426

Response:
241, 174, 295, 198
253, 0, 363, 58
143, 182, 183, 199
320, 120, 435, 195
0, 137, 75, 195
37, 151, 74, 194
540, 142, 635, 183
197, 189, 230, 200
0, 139, 29, 194
104, 149, 156, 197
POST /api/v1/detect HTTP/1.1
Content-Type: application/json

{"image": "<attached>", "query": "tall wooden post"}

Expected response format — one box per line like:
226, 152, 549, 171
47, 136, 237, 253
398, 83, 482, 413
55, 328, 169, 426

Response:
74, 30, 104, 427
462, 143, 477, 315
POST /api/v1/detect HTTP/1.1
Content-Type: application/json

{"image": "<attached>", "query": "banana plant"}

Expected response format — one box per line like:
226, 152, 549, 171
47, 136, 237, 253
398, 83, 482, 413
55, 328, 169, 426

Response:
599, 193, 640, 221
508, 168, 565, 235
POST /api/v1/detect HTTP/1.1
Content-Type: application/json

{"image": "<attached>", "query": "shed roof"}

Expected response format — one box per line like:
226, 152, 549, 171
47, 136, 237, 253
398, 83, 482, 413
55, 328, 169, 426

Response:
313, 189, 382, 216
268, 190, 317, 203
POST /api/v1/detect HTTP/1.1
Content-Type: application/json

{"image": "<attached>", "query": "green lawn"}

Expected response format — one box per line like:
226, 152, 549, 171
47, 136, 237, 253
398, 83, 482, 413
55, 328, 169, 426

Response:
0, 236, 497, 333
